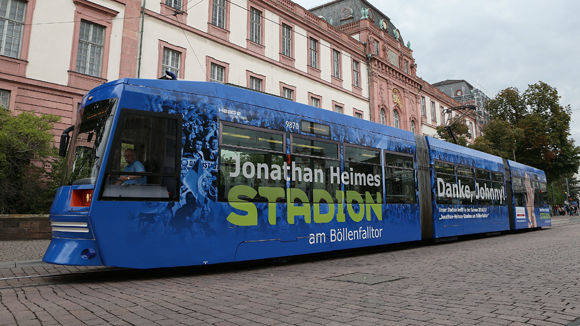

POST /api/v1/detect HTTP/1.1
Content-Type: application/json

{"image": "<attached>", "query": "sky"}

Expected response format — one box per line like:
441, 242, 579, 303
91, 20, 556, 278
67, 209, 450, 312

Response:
295, 0, 580, 152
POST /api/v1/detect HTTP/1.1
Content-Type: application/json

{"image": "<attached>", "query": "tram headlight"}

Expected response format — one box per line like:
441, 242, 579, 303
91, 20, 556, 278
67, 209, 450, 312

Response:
71, 189, 94, 207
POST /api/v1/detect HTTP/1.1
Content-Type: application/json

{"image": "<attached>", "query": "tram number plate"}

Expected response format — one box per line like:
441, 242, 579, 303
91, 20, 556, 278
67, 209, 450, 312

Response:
285, 121, 299, 131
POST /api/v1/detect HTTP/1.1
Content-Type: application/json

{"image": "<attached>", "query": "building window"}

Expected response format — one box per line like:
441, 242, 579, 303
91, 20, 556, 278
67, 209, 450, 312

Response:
333, 103, 343, 114
387, 50, 399, 68
211, 0, 226, 29
352, 60, 360, 88
311, 97, 320, 108
165, 0, 182, 10
249, 7, 262, 44
404, 60, 409, 74
282, 87, 293, 100
309, 37, 318, 68
380, 109, 386, 124
393, 110, 400, 128
373, 40, 379, 56
354, 110, 363, 119
281, 23, 292, 57
410, 120, 416, 133
332, 49, 341, 79
440, 107, 446, 124
76, 20, 105, 77
430, 101, 436, 124
0, 89, 10, 109
249, 76, 262, 91
210, 62, 225, 83
0, 0, 26, 58
309, 93, 321, 108
420, 97, 426, 117
162, 47, 181, 77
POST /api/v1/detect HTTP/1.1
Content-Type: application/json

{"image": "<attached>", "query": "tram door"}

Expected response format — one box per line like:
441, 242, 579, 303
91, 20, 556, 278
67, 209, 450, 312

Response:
92, 108, 184, 268
503, 158, 515, 230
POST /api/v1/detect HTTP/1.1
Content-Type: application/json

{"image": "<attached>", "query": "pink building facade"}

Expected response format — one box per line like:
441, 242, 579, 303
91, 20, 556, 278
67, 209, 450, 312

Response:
0, 0, 471, 142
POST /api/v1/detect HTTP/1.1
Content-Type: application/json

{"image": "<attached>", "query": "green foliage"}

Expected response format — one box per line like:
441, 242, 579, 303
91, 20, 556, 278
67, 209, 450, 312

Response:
473, 81, 580, 182
0, 109, 64, 214
470, 119, 521, 159
436, 116, 470, 146
485, 87, 527, 125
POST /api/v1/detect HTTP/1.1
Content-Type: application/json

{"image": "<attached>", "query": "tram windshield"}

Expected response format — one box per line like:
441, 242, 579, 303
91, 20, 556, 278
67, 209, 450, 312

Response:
65, 99, 117, 185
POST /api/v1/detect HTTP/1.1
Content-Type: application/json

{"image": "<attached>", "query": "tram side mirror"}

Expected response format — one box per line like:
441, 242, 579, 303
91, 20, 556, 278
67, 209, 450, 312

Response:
59, 125, 74, 157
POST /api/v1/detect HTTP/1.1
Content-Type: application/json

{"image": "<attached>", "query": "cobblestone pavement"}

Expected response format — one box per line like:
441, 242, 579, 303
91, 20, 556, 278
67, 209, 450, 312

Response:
0, 240, 49, 263
0, 219, 579, 326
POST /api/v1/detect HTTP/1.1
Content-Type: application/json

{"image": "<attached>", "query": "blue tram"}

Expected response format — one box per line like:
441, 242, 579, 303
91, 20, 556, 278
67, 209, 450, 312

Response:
43, 79, 551, 268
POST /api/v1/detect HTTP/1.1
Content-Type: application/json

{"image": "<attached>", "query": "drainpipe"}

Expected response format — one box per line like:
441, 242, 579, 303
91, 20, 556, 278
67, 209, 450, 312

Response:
137, 0, 146, 78
367, 54, 374, 122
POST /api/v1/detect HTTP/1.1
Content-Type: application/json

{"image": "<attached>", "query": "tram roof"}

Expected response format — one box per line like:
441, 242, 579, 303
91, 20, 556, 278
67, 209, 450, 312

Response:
113, 78, 417, 143
427, 136, 504, 165
507, 159, 546, 179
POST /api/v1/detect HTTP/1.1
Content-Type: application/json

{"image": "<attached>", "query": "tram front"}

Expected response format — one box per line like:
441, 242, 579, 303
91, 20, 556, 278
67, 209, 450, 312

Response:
43, 85, 119, 266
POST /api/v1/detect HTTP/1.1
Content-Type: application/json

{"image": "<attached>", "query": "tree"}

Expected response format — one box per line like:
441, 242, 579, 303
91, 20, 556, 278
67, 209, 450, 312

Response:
485, 87, 527, 125
436, 116, 470, 146
470, 119, 520, 159
473, 81, 579, 183
0, 109, 63, 213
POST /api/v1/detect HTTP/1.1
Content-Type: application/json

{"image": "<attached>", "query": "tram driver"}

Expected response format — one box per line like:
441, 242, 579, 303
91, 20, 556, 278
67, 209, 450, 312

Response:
116, 148, 146, 185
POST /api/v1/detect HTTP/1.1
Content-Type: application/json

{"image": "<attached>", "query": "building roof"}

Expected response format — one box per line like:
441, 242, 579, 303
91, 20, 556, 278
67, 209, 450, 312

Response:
309, 0, 405, 45
432, 79, 474, 90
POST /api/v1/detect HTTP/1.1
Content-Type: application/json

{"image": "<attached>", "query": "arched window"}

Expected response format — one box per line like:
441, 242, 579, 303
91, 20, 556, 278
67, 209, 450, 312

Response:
380, 109, 386, 124
393, 110, 400, 129
410, 120, 416, 133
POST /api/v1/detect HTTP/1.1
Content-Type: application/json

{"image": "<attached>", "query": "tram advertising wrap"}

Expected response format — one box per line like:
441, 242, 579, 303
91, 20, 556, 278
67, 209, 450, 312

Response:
42, 79, 550, 269
508, 160, 551, 229
428, 137, 510, 238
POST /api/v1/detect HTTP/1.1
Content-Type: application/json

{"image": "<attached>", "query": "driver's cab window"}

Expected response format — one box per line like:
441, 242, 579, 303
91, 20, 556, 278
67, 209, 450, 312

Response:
102, 109, 181, 200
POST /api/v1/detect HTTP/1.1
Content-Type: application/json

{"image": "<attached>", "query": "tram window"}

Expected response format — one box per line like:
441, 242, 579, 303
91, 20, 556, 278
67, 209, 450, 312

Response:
291, 155, 340, 203
301, 120, 330, 137
290, 135, 339, 202
385, 152, 416, 204
219, 124, 285, 203
534, 181, 547, 207
218, 148, 286, 202
457, 165, 475, 205
476, 168, 492, 206
492, 172, 504, 183
291, 136, 338, 158
476, 169, 489, 180
491, 171, 505, 205
512, 176, 526, 206
222, 124, 283, 152
435, 161, 455, 205
344, 145, 382, 195
102, 110, 181, 200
